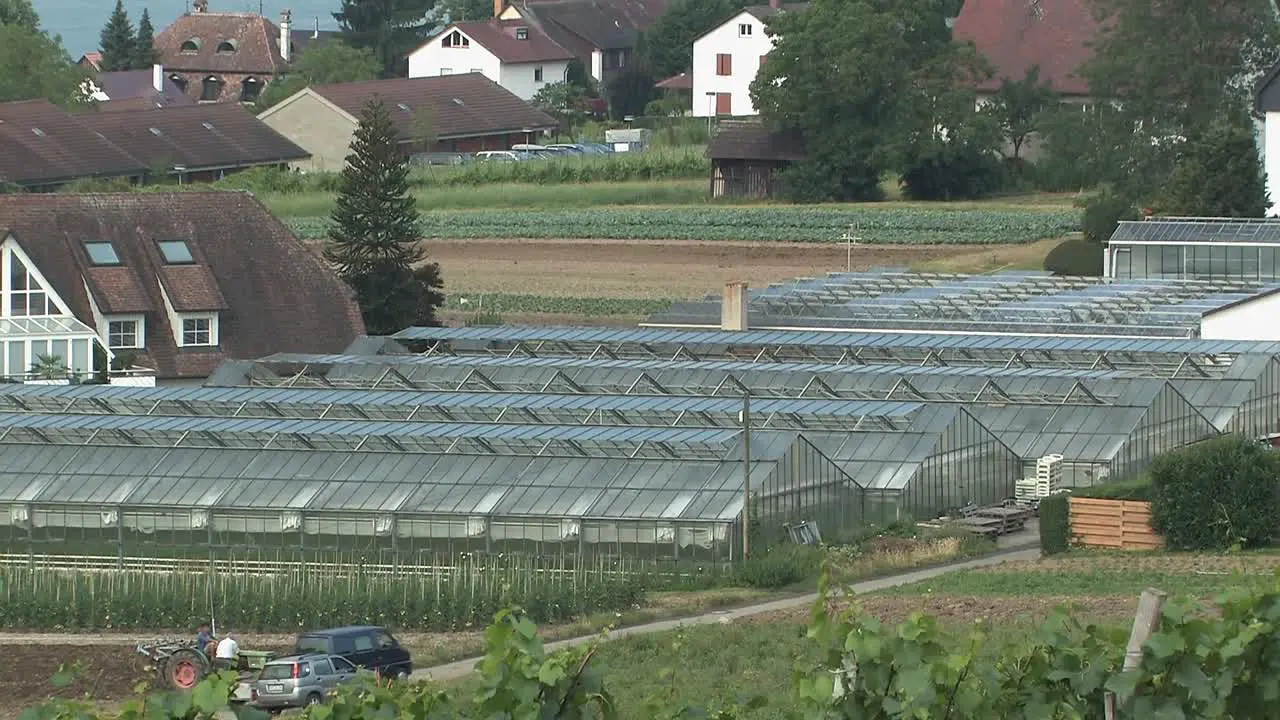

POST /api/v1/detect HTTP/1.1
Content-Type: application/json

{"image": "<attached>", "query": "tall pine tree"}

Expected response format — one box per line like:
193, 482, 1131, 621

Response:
324, 97, 444, 333
99, 0, 136, 71
132, 8, 158, 69
333, 0, 436, 77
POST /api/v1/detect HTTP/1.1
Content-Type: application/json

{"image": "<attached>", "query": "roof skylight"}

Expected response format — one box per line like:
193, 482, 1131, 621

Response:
83, 241, 121, 266
157, 240, 194, 264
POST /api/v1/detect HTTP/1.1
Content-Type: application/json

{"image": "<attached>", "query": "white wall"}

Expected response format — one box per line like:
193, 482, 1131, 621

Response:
408, 29, 502, 85
1201, 292, 1280, 341
499, 60, 570, 101
692, 11, 777, 117
1266, 112, 1280, 216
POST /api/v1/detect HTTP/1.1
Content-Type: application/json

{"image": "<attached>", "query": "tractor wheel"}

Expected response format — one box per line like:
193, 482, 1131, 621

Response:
164, 650, 207, 690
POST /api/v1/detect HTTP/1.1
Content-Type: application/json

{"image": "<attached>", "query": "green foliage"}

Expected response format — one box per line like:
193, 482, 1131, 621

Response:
639, 0, 748, 79
1149, 435, 1280, 551
1042, 237, 1103, 276
606, 69, 656, 120
254, 40, 380, 111
1038, 493, 1070, 555
289, 206, 1080, 243
132, 9, 157, 68
1159, 104, 1269, 218
531, 82, 590, 137
1080, 187, 1139, 244
0, 0, 39, 30
441, 0, 492, 22
57, 175, 134, 193
1074, 478, 1154, 501
0, 561, 644, 631
444, 294, 672, 317
333, 0, 437, 77
731, 544, 824, 589
986, 65, 1056, 160
325, 97, 444, 334
0, 23, 88, 105
1034, 103, 1132, 192
899, 147, 1005, 201
98, 0, 136, 72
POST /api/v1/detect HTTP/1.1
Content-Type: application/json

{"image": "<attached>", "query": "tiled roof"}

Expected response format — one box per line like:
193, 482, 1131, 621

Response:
154, 12, 286, 74
0, 100, 146, 186
656, 72, 691, 90
743, 3, 809, 21
0, 192, 365, 379
93, 69, 195, 109
448, 20, 576, 63
78, 52, 104, 70
952, 0, 1097, 96
707, 119, 805, 161
515, 0, 668, 51
85, 103, 309, 171
308, 74, 558, 140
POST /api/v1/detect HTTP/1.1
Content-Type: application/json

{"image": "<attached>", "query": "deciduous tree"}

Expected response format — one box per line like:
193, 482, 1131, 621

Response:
98, 0, 136, 72
1160, 102, 1269, 217
986, 65, 1055, 160
532, 81, 589, 137
639, 0, 746, 79
334, 0, 437, 77
0, 24, 87, 105
132, 8, 158, 68
441, 0, 491, 22
0, 0, 39, 31
324, 97, 445, 334
254, 40, 380, 110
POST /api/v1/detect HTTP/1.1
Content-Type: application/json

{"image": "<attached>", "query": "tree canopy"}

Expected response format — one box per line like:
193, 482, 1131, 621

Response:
441, 0, 492, 22
0, 0, 39, 31
639, 0, 746, 79
334, 0, 437, 77
0, 23, 87, 106
1159, 102, 1269, 217
254, 40, 381, 110
133, 9, 158, 69
324, 97, 445, 334
99, 0, 136, 71
985, 65, 1055, 160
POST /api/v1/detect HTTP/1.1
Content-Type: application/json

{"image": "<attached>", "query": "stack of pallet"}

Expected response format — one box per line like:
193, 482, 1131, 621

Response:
1016, 453, 1064, 504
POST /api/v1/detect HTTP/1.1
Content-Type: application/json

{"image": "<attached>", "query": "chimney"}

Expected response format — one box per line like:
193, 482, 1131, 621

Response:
769, 0, 778, 8
280, 9, 292, 62
313, 16, 319, 39
493, 0, 504, 19
152, 63, 164, 93
721, 281, 748, 331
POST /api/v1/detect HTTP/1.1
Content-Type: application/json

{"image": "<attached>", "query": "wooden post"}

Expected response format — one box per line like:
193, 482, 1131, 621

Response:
1104, 587, 1168, 719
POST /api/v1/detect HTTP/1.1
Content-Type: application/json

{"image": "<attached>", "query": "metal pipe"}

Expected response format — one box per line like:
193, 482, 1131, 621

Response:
742, 391, 750, 559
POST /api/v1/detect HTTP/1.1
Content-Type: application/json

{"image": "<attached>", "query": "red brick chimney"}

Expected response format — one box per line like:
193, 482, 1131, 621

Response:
493, 0, 504, 18
769, 0, 779, 8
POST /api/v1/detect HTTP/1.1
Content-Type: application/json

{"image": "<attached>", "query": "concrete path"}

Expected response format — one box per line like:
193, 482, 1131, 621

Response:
413, 543, 1041, 682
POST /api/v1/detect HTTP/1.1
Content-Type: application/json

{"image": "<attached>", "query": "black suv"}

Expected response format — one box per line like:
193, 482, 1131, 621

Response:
293, 626, 412, 679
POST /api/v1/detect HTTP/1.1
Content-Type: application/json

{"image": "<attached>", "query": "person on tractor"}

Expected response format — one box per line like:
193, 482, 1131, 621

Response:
215, 630, 239, 671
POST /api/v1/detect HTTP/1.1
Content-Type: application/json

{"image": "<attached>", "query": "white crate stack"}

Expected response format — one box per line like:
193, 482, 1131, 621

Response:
1016, 454, 1064, 503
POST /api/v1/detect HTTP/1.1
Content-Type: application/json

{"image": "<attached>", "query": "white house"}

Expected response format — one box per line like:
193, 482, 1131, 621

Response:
1253, 62, 1280, 215
408, 2, 574, 101
691, 2, 798, 118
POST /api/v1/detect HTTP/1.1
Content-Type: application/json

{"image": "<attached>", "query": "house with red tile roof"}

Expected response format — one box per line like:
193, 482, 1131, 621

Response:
0, 192, 365, 382
498, 0, 669, 85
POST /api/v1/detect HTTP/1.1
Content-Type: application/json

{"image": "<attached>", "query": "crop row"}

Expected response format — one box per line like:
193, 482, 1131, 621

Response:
445, 294, 672, 316
0, 565, 644, 631
286, 207, 1080, 244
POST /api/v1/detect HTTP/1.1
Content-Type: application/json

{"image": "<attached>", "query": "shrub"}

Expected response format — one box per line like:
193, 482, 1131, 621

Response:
57, 176, 133, 193
1149, 435, 1280, 551
1159, 102, 1268, 218
732, 544, 823, 588
900, 149, 1005, 201
1043, 237, 1103, 276
1074, 477, 1153, 501
1080, 186, 1139, 244
1039, 493, 1070, 554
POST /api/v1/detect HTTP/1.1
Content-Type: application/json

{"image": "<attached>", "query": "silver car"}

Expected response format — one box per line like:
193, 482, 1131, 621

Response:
251, 654, 360, 710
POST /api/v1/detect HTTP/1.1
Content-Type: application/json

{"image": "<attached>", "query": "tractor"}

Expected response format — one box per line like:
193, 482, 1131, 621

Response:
136, 638, 275, 695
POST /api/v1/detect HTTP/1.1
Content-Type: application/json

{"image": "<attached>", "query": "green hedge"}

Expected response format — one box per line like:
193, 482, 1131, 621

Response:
1039, 494, 1070, 555
1073, 477, 1153, 501
1043, 238, 1103, 276
1149, 435, 1280, 551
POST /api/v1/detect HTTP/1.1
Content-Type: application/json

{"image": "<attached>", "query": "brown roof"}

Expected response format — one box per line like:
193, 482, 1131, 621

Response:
655, 73, 691, 90
448, 20, 576, 63
519, 0, 668, 48
0, 192, 365, 379
78, 52, 104, 71
0, 100, 146, 186
707, 120, 805, 161
952, 0, 1097, 96
94, 69, 195, 109
743, 3, 809, 21
154, 12, 286, 74
308, 74, 558, 140
85, 103, 309, 172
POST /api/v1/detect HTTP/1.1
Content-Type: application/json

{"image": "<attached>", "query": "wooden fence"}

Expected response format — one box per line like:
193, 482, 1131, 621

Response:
1068, 498, 1163, 550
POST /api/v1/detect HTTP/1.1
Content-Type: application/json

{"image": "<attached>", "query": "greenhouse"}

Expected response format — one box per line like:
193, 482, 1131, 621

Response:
1106, 219, 1280, 281
0, 386, 1018, 565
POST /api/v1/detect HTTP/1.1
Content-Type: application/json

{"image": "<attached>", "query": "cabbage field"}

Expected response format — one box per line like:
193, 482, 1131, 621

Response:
286, 207, 1080, 244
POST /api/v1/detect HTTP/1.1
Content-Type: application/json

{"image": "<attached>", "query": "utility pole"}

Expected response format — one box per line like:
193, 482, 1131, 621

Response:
839, 223, 861, 272
741, 392, 751, 559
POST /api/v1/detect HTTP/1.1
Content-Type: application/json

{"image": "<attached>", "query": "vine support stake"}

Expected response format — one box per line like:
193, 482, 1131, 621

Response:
1104, 587, 1167, 720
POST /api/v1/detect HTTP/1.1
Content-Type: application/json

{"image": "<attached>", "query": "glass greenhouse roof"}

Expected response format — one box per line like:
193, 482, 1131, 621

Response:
1111, 219, 1280, 245
0, 444, 772, 521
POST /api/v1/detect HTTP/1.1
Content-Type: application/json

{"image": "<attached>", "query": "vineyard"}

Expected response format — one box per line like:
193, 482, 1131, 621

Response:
0, 563, 644, 632
285, 207, 1080, 243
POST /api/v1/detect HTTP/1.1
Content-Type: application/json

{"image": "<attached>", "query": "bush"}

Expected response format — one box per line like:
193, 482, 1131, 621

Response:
57, 176, 133, 193
1080, 186, 1139, 244
1159, 103, 1268, 217
732, 544, 823, 588
1043, 237, 1103, 276
1149, 435, 1280, 551
1074, 477, 1153, 501
900, 149, 1005, 201
1039, 493, 1070, 554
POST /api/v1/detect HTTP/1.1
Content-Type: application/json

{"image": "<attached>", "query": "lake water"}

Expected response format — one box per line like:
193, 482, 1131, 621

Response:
36, 0, 342, 57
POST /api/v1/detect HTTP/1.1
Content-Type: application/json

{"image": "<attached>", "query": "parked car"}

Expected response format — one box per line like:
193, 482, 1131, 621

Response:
547, 143, 587, 155
293, 626, 413, 678
474, 150, 523, 162
251, 654, 360, 711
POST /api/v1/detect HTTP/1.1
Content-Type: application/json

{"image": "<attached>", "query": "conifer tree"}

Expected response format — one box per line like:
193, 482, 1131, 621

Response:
323, 97, 444, 333
1160, 103, 1269, 218
132, 8, 158, 69
99, 0, 136, 71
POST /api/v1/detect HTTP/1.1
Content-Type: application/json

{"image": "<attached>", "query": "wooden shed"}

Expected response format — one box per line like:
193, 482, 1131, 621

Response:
707, 120, 805, 199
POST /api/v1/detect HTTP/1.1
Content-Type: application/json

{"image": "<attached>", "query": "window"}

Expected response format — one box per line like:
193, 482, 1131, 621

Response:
534, 66, 543, 82
240, 77, 261, 102
7, 258, 53, 316
332, 657, 356, 673
311, 659, 334, 676
738, 23, 752, 36
169, 74, 187, 92
716, 53, 732, 76
180, 38, 200, 53
515, 26, 529, 40
470, 68, 482, 73
216, 40, 236, 54
353, 634, 375, 652
440, 67, 453, 75
760, 54, 767, 67
181, 316, 214, 346
442, 30, 469, 48
157, 240, 194, 264
107, 319, 141, 349
83, 241, 120, 266
200, 76, 222, 102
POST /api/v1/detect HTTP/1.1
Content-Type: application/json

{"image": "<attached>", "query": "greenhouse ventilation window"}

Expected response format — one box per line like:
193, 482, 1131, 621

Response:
157, 240, 194, 264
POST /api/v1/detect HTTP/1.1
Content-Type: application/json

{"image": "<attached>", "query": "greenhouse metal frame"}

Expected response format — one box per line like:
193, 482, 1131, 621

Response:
1107, 219, 1280, 281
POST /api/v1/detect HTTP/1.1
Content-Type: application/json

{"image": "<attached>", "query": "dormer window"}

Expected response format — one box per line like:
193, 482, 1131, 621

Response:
442, 30, 469, 48
83, 241, 120, 266
157, 240, 194, 264
180, 315, 215, 346
181, 38, 200, 53
216, 39, 237, 54
515, 26, 529, 40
